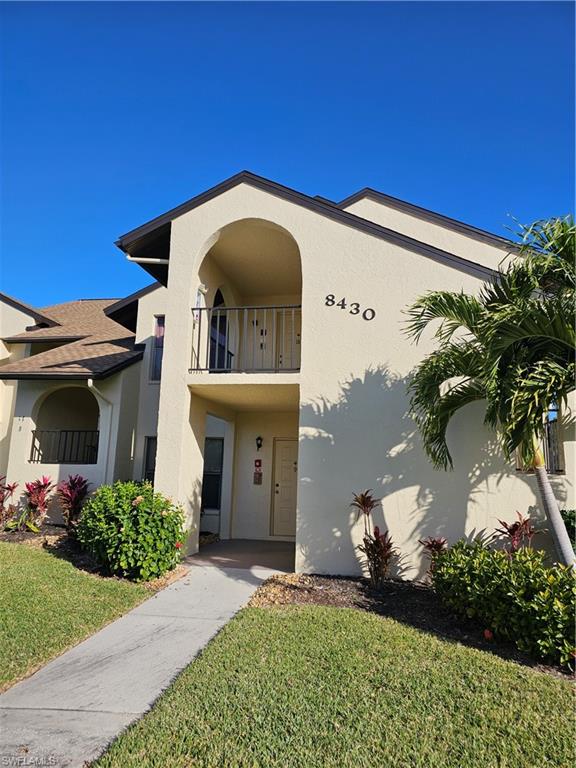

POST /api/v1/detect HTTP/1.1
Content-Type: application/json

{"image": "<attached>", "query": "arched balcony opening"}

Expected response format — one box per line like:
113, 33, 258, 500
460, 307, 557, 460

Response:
192, 219, 302, 373
30, 387, 100, 465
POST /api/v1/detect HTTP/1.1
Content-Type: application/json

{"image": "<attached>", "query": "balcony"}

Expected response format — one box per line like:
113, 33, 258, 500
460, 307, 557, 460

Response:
190, 305, 301, 373
30, 430, 99, 465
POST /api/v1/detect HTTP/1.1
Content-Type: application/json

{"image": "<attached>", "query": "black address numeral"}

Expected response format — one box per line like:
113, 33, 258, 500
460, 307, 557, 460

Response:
324, 295, 376, 321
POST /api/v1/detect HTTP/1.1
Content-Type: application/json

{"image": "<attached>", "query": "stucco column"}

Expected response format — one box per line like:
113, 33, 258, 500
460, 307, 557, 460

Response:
153, 218, 207, 548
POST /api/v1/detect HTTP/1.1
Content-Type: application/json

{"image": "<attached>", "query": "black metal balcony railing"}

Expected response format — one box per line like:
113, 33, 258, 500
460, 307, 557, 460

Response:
543, 418, 563, 474
190, 305, 301, 373
30, 430, 99, 465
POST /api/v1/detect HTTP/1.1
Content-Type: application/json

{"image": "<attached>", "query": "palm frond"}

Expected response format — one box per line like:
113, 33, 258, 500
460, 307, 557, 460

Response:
404, 291, 485, 343
405, 215, 575, 468
517, 215, 575, 264
484, 296, 576, 357
408, 342, 485, 469
502, 361, 575, 456
411, 378, 486, 470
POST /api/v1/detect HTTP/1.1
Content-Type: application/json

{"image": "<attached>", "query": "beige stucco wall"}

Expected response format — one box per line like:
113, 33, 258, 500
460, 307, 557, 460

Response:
343, 197, 511, 271
0, 301, 36, 353
113, 361, 141, 481
152, 182, 574, 577
36, 388, 99, 431
0, 352, 26, 479
0, 300, 37, 477
132, 285, 168, 480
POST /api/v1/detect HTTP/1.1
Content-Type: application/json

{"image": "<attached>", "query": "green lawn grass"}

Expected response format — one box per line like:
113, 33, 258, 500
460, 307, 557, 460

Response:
96, 606, 574, 768
0, 542, 149, 691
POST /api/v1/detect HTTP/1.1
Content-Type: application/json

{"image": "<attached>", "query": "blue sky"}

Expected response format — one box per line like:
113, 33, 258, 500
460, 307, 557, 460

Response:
1, 1, 574, 306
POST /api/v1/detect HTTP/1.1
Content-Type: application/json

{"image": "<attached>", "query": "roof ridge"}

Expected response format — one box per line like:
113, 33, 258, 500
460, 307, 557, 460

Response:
116, 171, 500, 281
41, 297, 120, 309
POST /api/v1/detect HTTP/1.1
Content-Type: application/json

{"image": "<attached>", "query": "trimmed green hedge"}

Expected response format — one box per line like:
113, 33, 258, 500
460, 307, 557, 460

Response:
561, 509, 575, 543
77, 481, 185, 582
432, 541, 576, 667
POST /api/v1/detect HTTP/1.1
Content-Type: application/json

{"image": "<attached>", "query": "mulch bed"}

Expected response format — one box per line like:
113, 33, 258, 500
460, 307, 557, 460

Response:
249, 573, 573, 681
0, 523, 67, 548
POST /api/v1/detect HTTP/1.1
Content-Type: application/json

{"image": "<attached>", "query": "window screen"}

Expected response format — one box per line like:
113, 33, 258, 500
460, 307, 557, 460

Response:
201, 437, 224, 509
144, 437, 157, 483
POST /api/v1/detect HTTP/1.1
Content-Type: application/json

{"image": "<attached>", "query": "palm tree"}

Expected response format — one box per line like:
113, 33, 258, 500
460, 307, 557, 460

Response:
405, 216, 575, 566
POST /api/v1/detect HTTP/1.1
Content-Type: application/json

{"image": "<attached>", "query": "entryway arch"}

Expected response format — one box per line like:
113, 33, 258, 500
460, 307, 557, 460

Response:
193, 218, 302, 373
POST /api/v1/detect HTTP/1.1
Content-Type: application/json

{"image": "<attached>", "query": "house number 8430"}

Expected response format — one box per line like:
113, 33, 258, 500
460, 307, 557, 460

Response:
325, 294, 376, 321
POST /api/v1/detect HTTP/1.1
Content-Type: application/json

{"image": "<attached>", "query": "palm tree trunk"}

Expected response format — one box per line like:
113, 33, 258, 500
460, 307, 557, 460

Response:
531, 442, 575, 567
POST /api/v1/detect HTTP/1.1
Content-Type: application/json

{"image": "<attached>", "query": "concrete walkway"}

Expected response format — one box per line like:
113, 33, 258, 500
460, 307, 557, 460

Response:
0, 562, 279, 768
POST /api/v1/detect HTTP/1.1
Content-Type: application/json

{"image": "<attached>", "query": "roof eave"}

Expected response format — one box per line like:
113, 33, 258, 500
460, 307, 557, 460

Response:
115, 170, 499, 282
0, 293, 60, 328
338, 188, 518, 252
0, 351, 144, 381
115, 171, 251, 250
2, 335, 86, 344
104, 283, 161, 317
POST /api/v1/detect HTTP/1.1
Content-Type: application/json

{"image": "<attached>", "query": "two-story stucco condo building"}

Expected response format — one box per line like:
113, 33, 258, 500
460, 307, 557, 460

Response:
1, 172, 573, 577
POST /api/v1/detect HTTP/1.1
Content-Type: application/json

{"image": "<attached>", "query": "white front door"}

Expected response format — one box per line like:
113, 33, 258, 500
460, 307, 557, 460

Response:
272, 439, 298, 536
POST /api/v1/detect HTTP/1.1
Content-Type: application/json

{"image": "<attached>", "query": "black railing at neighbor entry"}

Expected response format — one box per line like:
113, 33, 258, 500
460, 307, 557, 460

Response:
543, 418, 563, 474
190, 305, 302, 373
30, 430, 99, 465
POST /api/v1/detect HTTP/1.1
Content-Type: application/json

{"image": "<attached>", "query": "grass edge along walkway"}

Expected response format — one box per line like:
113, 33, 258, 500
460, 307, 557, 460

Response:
0, 541, 150, 691
95, 605, 574, 768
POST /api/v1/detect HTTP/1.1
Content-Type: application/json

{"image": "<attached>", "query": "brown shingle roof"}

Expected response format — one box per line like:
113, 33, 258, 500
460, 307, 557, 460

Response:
0, 299, 143, 379
3, 299, 119, 342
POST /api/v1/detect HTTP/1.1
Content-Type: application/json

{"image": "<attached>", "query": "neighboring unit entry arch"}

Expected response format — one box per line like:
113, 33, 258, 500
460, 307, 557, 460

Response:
31, 385, 100, 465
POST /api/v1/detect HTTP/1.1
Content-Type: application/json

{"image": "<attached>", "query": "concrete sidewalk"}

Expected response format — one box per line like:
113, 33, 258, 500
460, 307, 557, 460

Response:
0, 564, 276, 768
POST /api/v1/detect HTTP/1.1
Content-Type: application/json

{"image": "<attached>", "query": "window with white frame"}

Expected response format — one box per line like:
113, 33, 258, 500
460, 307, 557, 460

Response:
150, 316, 165, 381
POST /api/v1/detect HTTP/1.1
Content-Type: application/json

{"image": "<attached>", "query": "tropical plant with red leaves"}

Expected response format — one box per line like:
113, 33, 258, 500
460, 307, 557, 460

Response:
25, 476, 55, 522
0, 476, 18, 528
6, 476, 55, 533
351, 490, 396, 587
350, 490, 381, 535
493, 512, 537, 554
57, 475, 90, 534
358, 525, 397, 589
419, 535, 448, 577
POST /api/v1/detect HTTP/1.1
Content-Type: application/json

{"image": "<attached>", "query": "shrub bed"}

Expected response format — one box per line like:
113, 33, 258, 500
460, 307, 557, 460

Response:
432, 541, 576, 667
561, 509, 575, 542
77, 481, 185, 581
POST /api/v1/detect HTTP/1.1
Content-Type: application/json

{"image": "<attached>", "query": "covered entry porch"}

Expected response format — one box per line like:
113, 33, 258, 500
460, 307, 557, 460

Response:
187, 539, 294, 572
182, 381, 300, 561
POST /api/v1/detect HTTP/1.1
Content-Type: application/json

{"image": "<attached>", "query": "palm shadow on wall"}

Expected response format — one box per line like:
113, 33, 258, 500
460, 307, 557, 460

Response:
298, 366, 566, 580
